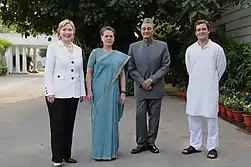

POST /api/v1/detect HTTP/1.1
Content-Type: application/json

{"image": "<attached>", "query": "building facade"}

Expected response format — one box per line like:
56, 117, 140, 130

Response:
0, 33, 57, 74
212, 4, 251, 42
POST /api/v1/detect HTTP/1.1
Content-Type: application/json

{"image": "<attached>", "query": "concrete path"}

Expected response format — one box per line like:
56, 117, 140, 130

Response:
0, 73, 44, 103
0, 75, 251, 167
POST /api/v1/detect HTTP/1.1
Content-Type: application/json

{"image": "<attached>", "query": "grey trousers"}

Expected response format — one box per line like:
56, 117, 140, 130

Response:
136, 98, 162, 146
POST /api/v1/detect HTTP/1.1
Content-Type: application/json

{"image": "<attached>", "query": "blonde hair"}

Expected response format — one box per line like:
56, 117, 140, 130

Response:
57, 19, 76, 41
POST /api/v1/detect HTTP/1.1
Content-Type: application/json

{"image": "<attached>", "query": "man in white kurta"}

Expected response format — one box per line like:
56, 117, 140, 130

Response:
182, 20, 226, 159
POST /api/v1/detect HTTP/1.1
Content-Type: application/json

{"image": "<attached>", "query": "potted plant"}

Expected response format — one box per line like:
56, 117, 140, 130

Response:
219, 94, 227, 118
223, 97, 234, 121
178, 82, 186, 101
243, 104, 251, 126
242, 95, 251, 126
231, 98, 244, 123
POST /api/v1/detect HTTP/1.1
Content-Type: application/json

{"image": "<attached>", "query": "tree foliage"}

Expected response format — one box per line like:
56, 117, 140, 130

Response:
0, 20, 16, 33
0, 0, 247, 48
0, 38, 12, 54
0, 0, 249, 79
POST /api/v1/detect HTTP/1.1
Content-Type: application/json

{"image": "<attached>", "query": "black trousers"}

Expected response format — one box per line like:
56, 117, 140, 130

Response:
46, 97, 79, 163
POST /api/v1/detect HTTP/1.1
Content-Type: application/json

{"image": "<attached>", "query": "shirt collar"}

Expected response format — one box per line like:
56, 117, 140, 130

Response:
143, 39, 153, 46
196, 39, 211, 49
57, 40, 77, 48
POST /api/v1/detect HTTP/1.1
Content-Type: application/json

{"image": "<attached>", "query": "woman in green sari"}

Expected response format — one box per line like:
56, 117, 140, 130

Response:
86, 26, 130, 160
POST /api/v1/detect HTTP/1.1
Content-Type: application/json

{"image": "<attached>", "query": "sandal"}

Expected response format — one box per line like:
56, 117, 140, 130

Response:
207, 149, 217, 159
182, 146, 201, 155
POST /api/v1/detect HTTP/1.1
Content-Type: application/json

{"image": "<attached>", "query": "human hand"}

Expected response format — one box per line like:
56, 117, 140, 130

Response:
146, 86, 153, 91
87, 91, 93, 103
47, 95, 55, 103
80, 96, 86, 102
141, 78, 153, 90
120, 93, 126, 106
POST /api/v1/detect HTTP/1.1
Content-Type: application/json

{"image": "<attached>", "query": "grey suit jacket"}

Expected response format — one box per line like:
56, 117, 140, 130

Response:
127, 39, 171, 99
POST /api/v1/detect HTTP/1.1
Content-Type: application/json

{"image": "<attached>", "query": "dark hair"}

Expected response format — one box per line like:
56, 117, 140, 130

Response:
99, 26, 116, 49
100, 26, 116, 36
194, 19, 210, 32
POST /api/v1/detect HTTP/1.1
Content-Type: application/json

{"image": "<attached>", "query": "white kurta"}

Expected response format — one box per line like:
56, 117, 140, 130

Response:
185, 40, 226, 118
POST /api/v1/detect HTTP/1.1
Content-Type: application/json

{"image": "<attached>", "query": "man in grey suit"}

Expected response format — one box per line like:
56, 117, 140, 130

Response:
128, 18, 171, 154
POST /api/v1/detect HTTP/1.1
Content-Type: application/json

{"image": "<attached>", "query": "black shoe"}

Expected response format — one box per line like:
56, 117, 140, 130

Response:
207, 149, 218, 159
131, 145, 148, 154
63, 158, 77, 163
182, 146, 201, 155
147, 144, 159, 154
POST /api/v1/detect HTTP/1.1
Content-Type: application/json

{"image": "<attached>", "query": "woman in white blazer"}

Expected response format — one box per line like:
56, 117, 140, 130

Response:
44, 19, 86, 167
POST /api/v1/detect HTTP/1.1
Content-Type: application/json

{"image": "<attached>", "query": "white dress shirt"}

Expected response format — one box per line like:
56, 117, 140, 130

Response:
44, 40, 86, 98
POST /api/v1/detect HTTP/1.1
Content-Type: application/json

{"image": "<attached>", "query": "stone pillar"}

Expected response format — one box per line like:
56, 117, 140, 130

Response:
10, 47, 14, 73
6, 47, 13, 73
27, 48, 31, 72
4, 48, 8, 67
33, 48, 38, 72
22, 46, 27, 73
15, 46, 21, 73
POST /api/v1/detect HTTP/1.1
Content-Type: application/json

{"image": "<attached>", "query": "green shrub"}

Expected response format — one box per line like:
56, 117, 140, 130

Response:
220, 39, 251, 91
0, 64, 7, 75
126, 78, 134, 96
177, 81, 187, 92
0, 39, 12, 54
0, 39, 12, 75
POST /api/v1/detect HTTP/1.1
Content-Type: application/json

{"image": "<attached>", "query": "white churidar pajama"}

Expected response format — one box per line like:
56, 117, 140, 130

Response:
188, 115, 219, 151
185, 40, 226, 151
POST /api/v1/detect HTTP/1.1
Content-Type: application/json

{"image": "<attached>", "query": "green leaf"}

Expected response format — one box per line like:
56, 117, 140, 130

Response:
107, 0, 118, 7
189, 11, 197, 19
198, 10, 206, 15
190, 1, 196, 7
182, 0, 190, 7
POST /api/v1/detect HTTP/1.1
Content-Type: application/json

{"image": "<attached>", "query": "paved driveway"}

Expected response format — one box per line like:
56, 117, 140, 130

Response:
0, 75, 251, 167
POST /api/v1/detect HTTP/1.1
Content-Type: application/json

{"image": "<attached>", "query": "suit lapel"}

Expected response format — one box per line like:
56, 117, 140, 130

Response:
56, 40, 74, 61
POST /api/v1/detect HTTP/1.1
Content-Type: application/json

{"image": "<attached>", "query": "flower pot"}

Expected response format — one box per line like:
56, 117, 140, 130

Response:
232, 110, 243, 123
219, 105, 227, 118
243, 114, 251, 126
226, 109, 234, 121
179, 91, 186, 101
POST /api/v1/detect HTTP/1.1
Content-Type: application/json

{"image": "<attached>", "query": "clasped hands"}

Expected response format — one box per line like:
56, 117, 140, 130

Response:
141, 78, 153, 91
